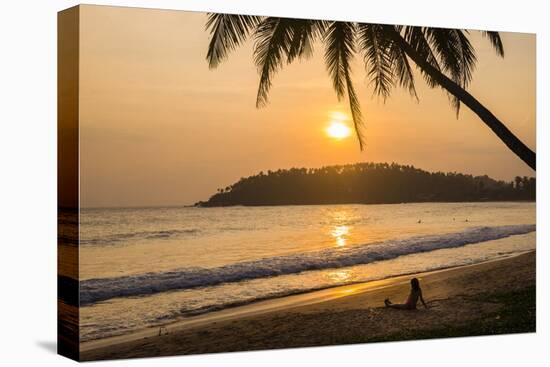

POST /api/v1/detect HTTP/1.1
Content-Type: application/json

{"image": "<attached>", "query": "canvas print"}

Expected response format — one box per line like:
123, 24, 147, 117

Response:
57, 4, 536, 361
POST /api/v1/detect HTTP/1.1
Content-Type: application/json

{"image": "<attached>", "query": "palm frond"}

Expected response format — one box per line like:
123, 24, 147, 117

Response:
286, 20, 326, 63
424, 28, 477, 115
452, 30, 477, 114
206, 14, 262, 69
358, 24, 394, 100
401, 26, 442, 88
324, 21, 365, 149
481, 31, 504, 57
345, 68, 365, 150
253, 17, 295, 108
376, 25, 418, 99
324, 21, 355, 98
390, 42, 419, 99
425, 29, 476, 85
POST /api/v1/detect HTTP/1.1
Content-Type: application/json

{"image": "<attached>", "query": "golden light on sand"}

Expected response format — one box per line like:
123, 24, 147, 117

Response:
326, 121, 352, 139
339, 286, 360, 295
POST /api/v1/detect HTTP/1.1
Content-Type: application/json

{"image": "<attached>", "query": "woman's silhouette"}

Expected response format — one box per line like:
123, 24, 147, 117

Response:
384, 278, 428, 310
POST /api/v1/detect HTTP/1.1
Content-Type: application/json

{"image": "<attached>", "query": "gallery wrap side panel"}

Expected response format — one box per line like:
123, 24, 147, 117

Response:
57, 5, 80, 362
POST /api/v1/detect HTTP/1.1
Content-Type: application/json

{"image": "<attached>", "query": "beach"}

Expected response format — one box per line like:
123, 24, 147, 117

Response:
81, 250, 535, 361
77, 203, 535, 343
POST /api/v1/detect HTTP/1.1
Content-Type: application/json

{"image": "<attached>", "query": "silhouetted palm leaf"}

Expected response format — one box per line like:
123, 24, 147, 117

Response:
253, 18, 327, 107
206, 14, 261, 68
324, 21, 364, 148
389, 40, 419, 99
358, 24, 394, 100
345, 70, 365, 149
482, 31, 504, 57
424, 28, 477, 114
253, 17, 296, 107
286, 19, 326, 62
426, 29, 476, 85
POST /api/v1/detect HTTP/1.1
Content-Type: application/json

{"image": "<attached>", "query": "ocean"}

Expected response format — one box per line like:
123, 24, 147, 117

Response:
77, 202, 535, 341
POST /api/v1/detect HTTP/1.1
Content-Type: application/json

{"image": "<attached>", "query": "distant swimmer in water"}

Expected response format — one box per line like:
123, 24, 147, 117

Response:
384, 278, 428, 310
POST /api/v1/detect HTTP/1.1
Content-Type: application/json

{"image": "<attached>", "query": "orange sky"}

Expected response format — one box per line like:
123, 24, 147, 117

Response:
78, 5, 536, 207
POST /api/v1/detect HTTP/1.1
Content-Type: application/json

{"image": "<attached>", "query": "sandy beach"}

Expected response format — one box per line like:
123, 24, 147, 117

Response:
80, 251, 535, 361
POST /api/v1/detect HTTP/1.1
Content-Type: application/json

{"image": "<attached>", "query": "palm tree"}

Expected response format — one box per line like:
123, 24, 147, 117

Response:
205, 15, 535, 170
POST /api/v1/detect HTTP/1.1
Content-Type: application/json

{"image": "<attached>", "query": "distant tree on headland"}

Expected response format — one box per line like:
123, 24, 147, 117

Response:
195, 162, 535, 207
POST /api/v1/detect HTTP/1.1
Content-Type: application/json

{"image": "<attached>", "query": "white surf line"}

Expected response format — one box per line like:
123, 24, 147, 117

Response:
80, 224, 535, 305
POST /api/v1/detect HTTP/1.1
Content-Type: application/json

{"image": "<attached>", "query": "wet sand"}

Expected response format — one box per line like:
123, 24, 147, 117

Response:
81, 251, 535, 361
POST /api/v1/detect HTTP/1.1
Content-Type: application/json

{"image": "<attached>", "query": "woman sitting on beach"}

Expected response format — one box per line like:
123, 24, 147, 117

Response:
384, 278, 428, 310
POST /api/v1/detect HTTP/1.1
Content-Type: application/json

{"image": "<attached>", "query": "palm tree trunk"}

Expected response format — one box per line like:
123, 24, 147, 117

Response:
387, 29, 536, 171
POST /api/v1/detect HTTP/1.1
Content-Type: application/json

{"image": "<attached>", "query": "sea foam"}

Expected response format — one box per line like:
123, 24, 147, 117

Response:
80, 224, 535, 305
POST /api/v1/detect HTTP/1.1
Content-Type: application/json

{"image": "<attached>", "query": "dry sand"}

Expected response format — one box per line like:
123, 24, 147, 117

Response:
80, 251, 535, 361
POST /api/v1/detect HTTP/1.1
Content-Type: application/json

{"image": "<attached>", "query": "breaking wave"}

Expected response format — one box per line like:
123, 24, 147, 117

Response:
80, 224, 535, 305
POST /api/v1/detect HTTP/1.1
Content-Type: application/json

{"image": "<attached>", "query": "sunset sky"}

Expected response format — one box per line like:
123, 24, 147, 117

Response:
78, 5, 536, 208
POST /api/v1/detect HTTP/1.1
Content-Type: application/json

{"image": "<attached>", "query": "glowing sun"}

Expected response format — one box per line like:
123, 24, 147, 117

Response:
326, 121, 352, 139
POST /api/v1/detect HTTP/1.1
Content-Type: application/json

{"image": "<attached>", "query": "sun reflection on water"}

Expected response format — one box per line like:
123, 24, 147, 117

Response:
328, 269, 351, 282
331, 225, 350, 247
